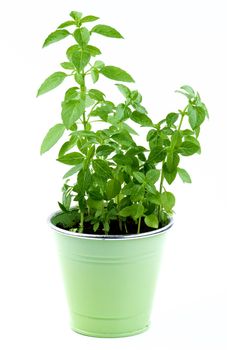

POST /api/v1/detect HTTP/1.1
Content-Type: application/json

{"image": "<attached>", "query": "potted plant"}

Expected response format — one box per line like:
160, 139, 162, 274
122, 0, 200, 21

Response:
38, 10, 208, 337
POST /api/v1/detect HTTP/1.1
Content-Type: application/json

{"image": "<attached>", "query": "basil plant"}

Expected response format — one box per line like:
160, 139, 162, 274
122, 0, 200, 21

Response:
38, 11, 208, 235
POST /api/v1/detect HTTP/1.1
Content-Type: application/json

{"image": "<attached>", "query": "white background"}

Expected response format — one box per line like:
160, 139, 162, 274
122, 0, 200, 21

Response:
0, 0, 227, 349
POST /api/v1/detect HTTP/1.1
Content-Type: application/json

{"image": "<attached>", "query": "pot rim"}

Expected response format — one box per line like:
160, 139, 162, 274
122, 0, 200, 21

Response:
47, 209, 174, 240
48, 209, 174, 240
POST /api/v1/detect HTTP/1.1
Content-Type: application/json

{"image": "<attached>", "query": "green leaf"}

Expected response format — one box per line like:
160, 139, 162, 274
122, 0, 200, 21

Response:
91, 24, 123, 38
81, 15, 99, 23
178, 141, 200, 156
58, 201, 69, 213
43, 30, 70, 47
145, 214, 159, 228
74, 27, 90, 46
130, 111, 153, 127
177, 167, 192, 183
106, 179, 121, 199
91, 69, 99, 83
100, 66, 134, 82
112, 153, 132, 166
40, 124, 65, 155
146, 169, 160, 183
96, 145, 115, 157
171, 131, 182, 148
92, 159, 113, 179
119, 203, 144, 219
57, 152, 84, 165
88, 89, 105, 101
61, 99, 85, 129
85, 45, 101, 56
70, 11, 83, 20
188, 105, 205, 130
60, 62, 74, 70
37, 72, 67, 96
64, 87, 79, 101
161, 191, 175, 212
166, 152, 180, 172
72, 50, 91, 71
63, 164, 83, 179
148, 146, 167, 163
166, 112, 179, 126
112, 130, 134, 147
133, 171, 145, 184
58, 20, 75, 29
116, 84, 130, 98
180, 85, 195, 98
163, 163, 177, 185
130, 185, 144, 202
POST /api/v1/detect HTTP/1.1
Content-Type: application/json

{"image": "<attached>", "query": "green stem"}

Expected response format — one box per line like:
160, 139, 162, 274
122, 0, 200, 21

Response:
137, 216, 142, 234
177, 105, 188, 131
158, 161, 165, 222
124, 221, 128, 234
79, 212, 84, 233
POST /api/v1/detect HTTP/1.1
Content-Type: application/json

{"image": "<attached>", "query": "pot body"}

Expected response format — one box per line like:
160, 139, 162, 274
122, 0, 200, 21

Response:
50, 211, 172, 337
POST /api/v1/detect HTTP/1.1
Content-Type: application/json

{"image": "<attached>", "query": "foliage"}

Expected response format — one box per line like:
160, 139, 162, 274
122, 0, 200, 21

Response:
38, 11, 208, 234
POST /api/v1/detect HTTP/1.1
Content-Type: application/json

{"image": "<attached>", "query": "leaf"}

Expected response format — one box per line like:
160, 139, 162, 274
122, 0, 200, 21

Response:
40, 124, 65, 155
74, 27, 90, 46
146, 169, 160, 183
37, 72, 67, 96
130, 185, 144, 202
100, 66, 134, 82
91, 24, 123, 38
178, 141, 200, 156
119, 203, 144, 219
166, 112, 179, 126
188, 105, 205, 130
130, 111, 153, 127
166, 152, 180, 172
106, 179, 121, 199
145, 214, 159, 228
148, 146, 167, 163
64, 87, 79, 101
116, 84, 130, 98
177, 167, 192, 183
72, 50, 91, 71
92, 159, 113, 179
161, 191, 175, 212
133, 171, 145, 184
70, 11, 83, 20
112, 153, 133, 166
60, 62, 74, 70
63, 164, 83, 179
171, 131, 182, 148
163, 163, 177, 185
58, 20, 75, 29
61, 99, 85, 129
96, 145, 115, 157
58, 202, 69, 213
88, 89, 105, 101
91, 69, 99, 83
43, 30, 70, 47
180, 85, 195, 97
81, 15, 99, 23
57, 152, 84, 165
112, 130, 134, 147
85, 45, 101, 56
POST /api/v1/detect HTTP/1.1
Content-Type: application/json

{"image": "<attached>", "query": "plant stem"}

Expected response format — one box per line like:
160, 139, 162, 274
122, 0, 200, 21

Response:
177, 105, 188, 131
124, 221, 128, 234
79, 212, 84, 233
137, 216, 141, 234
158, 160, 165, 222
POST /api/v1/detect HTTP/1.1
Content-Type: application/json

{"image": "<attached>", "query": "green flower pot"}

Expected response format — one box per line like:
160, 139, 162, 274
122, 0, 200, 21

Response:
49, 210, 173, 338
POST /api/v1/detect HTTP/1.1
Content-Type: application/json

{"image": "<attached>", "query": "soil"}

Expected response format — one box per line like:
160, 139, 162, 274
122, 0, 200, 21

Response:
56, 217, 164, 236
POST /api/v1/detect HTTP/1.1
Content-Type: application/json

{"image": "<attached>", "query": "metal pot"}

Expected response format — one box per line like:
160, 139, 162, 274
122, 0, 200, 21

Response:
49, 210, 173, 337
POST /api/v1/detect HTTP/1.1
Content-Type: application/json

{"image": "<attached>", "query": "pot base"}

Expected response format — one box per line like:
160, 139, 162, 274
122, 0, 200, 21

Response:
71, 325, 149, 338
